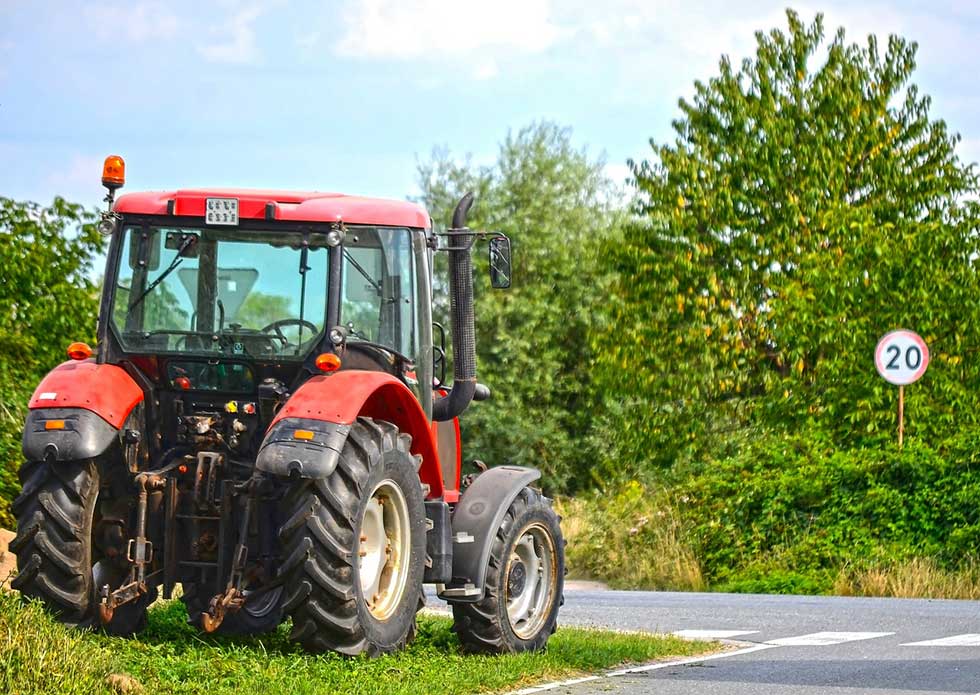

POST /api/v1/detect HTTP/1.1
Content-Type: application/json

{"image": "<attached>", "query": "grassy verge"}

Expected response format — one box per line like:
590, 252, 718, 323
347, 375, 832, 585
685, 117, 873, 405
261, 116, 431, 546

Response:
557, 487, 705, 591
0, 590, 714, 695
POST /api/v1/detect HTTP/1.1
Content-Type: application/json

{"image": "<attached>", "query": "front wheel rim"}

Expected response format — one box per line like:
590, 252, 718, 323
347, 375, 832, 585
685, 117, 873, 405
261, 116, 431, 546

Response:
358, 479, 412, 621
505, 522, 557, 639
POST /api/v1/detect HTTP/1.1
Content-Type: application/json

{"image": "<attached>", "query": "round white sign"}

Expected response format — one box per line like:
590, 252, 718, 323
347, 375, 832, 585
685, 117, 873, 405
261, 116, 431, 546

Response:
875, 330, 929, 385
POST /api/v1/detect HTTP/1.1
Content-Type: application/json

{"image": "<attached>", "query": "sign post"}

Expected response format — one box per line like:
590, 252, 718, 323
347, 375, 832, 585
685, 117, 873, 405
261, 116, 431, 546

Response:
874, 330, 929, 449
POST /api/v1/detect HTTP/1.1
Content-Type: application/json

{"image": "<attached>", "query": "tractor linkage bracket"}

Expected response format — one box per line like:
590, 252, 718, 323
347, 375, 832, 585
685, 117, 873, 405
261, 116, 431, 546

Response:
99, 473, 164, 624
201, 476, 259, 632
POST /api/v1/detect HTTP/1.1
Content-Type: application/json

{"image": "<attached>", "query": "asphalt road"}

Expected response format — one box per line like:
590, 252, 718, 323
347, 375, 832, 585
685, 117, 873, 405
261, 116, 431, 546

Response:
428, 585, 980, 694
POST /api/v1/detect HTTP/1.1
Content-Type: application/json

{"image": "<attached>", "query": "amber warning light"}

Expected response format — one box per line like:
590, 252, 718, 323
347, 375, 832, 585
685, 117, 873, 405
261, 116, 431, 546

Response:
102, 155, 125, 190
315, 353, 342, 373
67, 342, 92, 360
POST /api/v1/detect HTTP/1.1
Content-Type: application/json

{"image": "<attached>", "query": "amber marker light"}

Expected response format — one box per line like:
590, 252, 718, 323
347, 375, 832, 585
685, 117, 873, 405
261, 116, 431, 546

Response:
44, 420, 66, 430
315, 353, 342, 373
67, 342, 93, 360
293, 430, 315, 441
102, 155, 125, 189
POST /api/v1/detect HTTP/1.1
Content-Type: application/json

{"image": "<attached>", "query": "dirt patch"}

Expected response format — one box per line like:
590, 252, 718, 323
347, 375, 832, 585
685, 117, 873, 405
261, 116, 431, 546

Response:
0, 527, 15, 588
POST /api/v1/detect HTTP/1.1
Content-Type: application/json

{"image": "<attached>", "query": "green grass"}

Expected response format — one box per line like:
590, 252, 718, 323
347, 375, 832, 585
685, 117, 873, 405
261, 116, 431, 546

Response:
0, 590, 715, 695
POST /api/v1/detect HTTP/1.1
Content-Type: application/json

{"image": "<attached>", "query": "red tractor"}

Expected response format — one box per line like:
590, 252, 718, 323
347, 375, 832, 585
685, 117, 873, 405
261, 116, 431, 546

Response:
10, 156, 564, 655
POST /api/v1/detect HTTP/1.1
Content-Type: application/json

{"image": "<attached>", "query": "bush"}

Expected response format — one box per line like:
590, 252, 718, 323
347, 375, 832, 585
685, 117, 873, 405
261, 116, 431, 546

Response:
562, 431, 980, 595
0, 197, 103, 527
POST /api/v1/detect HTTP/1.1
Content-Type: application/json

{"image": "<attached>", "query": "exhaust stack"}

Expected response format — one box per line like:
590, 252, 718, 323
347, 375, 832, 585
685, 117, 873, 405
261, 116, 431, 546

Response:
432, 193, 477, 422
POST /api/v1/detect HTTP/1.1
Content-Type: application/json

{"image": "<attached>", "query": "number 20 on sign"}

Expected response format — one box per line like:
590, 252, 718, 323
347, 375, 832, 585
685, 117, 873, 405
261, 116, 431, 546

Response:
874, 330, 930, 448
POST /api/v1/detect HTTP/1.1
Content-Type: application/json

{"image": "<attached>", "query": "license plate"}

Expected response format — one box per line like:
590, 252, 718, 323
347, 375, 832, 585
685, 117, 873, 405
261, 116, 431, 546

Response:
205, 198, 239, 226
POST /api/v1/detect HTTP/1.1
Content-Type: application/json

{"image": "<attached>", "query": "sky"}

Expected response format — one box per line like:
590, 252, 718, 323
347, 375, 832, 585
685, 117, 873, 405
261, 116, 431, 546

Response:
2, 0, 980, 214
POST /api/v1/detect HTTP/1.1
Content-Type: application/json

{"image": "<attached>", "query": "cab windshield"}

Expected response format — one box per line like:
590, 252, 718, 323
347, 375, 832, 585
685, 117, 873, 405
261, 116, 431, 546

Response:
110, 225, 417, 361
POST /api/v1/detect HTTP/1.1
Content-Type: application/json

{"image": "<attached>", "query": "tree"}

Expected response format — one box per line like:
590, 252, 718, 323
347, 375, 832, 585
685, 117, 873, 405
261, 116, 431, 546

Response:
597, 11, 980, 473
416, 123, 624, 491
0, 198, 104, 526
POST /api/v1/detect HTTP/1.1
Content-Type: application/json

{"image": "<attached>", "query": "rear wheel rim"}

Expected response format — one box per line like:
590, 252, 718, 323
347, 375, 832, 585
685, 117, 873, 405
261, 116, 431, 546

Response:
359, 479, 411, 621
505, 522, 557, 640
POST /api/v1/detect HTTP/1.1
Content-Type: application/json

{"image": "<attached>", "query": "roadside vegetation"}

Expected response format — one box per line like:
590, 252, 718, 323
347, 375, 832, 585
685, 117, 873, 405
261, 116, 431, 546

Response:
4, 8, 980, 602
0, 590, 712, 695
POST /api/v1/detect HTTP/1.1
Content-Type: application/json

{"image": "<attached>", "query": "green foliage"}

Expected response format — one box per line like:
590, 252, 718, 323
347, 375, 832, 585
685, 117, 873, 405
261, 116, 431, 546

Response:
596, 10, 980, 474
0, 198, 104, 527
685, 430, 980, 589
563, 431, 980, 595
0, 592, 712, 694
558, 482, 705, 591
235, 291, 292, 329
416, 123, 623, 491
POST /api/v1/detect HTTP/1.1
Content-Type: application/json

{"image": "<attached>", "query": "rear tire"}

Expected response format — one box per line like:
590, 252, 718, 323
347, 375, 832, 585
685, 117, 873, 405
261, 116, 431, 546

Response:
10, 459, 152, 636
278, 417, 426, 655
451, 487, 565, 653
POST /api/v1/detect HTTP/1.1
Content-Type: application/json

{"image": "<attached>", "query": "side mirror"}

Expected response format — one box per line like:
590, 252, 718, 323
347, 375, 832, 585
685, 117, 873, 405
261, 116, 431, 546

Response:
488, 235, 512, 289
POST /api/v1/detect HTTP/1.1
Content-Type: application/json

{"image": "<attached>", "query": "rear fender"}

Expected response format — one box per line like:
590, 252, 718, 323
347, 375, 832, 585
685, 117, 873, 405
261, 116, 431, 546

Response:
24, 361, 144, 462
28, 361, 144, 428
256, 370, 444, 499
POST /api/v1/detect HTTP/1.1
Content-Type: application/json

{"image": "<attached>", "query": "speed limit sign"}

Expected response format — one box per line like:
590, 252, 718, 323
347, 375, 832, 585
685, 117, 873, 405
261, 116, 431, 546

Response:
874, 330, 929, 385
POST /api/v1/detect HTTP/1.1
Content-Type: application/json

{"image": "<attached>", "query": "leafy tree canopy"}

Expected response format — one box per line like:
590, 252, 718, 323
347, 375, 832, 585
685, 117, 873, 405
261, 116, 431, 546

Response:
417, 122, 623, 491
597, 10, 980, 472
0, 197, 104, 526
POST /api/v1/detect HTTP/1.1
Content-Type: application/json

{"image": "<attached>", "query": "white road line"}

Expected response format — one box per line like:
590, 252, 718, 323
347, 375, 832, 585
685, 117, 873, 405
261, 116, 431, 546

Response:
512, 675, 602, 694
506, 643, 773, 694
766, 631, 894, 646
902, 634, 980, 647
607, 643, 776, 677
673, 629, 759, 640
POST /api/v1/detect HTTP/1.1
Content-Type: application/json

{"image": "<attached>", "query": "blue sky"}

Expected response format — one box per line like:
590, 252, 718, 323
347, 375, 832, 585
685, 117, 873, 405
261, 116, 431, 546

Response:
2, 0, 979, 213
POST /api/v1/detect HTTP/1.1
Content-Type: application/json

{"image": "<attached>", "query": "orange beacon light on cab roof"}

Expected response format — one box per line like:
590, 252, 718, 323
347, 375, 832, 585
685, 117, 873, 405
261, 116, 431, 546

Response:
102, 155, 125, 190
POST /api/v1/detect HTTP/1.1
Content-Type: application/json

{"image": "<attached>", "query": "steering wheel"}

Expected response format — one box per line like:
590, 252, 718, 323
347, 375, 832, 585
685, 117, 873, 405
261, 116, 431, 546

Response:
261, 318, 319, 346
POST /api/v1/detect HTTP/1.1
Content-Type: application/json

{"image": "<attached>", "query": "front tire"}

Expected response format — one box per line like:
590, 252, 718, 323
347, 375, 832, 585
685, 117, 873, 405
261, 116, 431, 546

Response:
451, 487, 565, 653
278, 418, 426, 655
10, 459, 152, 636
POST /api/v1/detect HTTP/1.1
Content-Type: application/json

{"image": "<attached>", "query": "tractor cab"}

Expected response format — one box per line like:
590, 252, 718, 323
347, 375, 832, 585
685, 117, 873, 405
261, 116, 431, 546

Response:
102, 190, 433, 405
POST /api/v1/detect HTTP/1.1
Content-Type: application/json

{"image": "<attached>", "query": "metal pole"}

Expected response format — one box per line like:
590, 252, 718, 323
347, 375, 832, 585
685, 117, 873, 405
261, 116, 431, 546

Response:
898, 385, 905, 449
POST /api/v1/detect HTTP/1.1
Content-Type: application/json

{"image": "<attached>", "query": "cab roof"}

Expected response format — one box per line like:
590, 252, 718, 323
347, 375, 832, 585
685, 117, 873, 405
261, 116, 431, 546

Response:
113, 189, 431, 229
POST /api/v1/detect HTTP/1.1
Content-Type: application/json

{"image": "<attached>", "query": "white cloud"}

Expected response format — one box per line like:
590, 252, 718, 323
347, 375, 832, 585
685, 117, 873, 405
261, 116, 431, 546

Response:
198, 4, 264, 64
85, 1, 179, 42
336, 0, 566, 60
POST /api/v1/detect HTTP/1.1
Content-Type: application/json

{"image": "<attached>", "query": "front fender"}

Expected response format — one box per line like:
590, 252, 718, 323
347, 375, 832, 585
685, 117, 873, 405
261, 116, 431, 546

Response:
438, 466, 541, 602
256, 370, 444, 498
